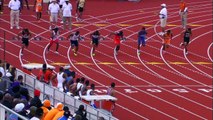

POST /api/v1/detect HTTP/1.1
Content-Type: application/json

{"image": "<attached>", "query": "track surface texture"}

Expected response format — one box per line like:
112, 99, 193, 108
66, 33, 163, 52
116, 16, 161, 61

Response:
0, 0, 212, 120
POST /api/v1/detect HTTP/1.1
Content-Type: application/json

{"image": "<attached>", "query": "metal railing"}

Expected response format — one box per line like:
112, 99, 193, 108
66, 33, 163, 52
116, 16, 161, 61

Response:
0, 104, 28, 120
14, 69, 118, 120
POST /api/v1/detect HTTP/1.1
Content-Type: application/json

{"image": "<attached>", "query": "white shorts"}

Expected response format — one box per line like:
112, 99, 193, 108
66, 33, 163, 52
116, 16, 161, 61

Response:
160, 18, 167, 27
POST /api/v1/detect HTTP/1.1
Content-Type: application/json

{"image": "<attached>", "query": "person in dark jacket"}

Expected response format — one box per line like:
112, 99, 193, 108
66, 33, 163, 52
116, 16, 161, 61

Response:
74, 105, 88, 120
30, 89, 42, 108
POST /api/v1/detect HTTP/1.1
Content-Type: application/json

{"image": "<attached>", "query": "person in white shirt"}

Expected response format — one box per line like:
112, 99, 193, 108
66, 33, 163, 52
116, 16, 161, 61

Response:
48, 0, 60, 29
159, 3, 167, 33
86, 84, 97, 108
59, 0, 65, 23
8, 0, 21, 29
62, 0, 72, 30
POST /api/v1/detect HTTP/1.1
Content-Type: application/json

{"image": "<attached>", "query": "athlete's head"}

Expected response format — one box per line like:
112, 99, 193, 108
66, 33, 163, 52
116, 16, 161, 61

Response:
187, 28, 191, 32
75, 31, 80, 35
118, 31, 123, 36
94, 30, 100, 35
52, 27, 59, 35
167, 30, 171, 34
142, 27, 145, 30
111, 82, 115, 88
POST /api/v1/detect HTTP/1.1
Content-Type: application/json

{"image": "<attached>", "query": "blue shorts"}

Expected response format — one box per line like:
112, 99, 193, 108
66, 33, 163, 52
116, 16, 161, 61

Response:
138, 36, 146, 46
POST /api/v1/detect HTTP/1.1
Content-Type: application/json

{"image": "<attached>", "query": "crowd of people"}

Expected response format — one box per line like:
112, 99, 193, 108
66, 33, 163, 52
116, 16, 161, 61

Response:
0, 60, 116, 120
0, 0, 193, 119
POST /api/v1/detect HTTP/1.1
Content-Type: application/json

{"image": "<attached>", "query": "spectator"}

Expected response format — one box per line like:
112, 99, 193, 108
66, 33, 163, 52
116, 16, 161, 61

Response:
28, 106, 37, 119
41, 100, 51, 120
8, 0, 21, 29
73, 115, 82, 120
76, 77, 85, 96
53, 106, 69, 120
37, 64, 53, 85
8, 81, 20, 96
63, 65, 74, 87
19, 0, 30, 11
62, 0, 72, 30
86, 84, 96, 108
69, 78, 80, 96
19, 86, 30, 102
81, 80, 89, 95
99, 117, 105, 120
30, 107, 44, 120
0, 72, 7, 91
74, 105, 88, 120
0, 60, 5, 76
58, 110, 71, 120
15, 103, 28, 119
159, 3, 167, 33
0, 91, 3, 102
107, 82, 116, 97
48, 0, 60, 29
30, 89, 42, 108
0, 0, 4, 14
9, 67, 16, 82
15, 75, 23, 85
51, 67, 65, 91
34, 0, 43, 22
44, 103, 64, 120
179, 0, 188, 29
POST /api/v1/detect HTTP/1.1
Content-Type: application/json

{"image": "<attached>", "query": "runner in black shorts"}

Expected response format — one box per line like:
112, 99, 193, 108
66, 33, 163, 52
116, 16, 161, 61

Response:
67, 31, 82, 56
18, 28, 31, 55
180, 28, 192, 55
91, 30, 104, 56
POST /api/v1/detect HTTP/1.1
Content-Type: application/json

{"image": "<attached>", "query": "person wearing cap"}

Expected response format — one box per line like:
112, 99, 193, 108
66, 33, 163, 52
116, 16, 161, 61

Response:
41, 100, 51, 120
159, 3, 167, 33
62, 0, 72, 30
44, 103, 64, 120
48, 0, 60, 30
179, 0, 188, 29
15, 103, 28, 118
30, 89, 42, 108
53, 106, 70, 120
8, 0, 21, 29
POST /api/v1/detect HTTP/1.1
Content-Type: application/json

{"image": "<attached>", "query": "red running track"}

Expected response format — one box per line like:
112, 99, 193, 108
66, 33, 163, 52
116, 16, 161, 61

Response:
0, 0, 212, 120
